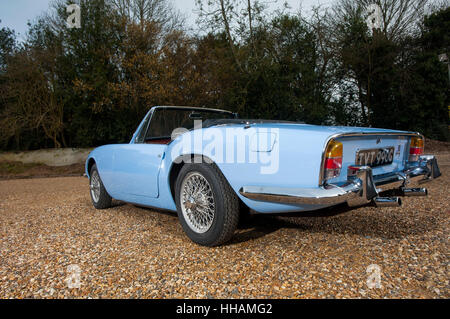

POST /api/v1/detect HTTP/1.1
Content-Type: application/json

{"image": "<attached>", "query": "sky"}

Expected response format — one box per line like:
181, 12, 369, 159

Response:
0, 0, 334, 41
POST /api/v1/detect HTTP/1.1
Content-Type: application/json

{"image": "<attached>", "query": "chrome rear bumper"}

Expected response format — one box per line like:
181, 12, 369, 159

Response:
239, 155, 441, 208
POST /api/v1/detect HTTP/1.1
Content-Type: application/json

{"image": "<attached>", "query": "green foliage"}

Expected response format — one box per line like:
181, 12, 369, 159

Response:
0, 0, 449, 151
332, 2, 449, 140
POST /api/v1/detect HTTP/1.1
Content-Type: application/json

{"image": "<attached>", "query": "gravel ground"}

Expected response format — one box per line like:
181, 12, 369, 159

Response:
0, 153, 449, 299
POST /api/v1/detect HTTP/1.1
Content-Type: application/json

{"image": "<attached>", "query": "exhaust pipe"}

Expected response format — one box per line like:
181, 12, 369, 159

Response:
402, 187, 428, 197
374, 197, 402, 207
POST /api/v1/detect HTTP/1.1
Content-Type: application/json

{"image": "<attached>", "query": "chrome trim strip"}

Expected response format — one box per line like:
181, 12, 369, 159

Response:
239, 182, 361, 206
318, 131, 424, 186
134, 108, 156, 143
152, 105, 234, 115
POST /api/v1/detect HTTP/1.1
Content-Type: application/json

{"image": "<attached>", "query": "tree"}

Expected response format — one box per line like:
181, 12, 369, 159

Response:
0, 49, 64, 149
332, 0, 422, 125
332, 0, 428, 41
0, 22, 16, 73
331, 0, 449, 139
111, 0, 184, 32
406, 6, 449, 140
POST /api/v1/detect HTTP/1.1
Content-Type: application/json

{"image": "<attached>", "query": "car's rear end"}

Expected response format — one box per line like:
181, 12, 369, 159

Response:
239, 126, 441, 210
318, 131, 440, 206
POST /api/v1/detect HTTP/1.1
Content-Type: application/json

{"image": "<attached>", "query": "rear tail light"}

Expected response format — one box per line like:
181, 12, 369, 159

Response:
409, 136, 424, 162
324, 140, 343, 180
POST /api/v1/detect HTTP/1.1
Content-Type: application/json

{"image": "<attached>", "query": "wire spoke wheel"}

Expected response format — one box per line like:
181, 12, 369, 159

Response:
90, 170, 101, 203
180, 171, 215, 233
175, 163, 240, 246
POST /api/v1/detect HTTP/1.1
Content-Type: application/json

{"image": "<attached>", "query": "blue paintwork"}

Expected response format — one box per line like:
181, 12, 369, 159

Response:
86, 107, 417, 214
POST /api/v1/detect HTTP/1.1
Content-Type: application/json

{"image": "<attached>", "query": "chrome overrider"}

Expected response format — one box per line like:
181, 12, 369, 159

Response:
239, 155, 441, 208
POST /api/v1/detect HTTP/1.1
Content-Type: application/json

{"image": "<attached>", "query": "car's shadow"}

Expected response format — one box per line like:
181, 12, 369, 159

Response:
228, 203, 440, 245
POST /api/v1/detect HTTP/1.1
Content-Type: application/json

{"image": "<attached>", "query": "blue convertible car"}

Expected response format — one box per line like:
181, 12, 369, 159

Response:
86, 106, 441, 246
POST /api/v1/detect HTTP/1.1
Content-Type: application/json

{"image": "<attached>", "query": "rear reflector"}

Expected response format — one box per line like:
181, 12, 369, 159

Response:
409, 147, 423, 155
325, 157, 342, 169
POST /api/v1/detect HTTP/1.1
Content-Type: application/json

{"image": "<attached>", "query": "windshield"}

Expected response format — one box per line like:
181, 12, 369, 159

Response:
145, 108, 236, 140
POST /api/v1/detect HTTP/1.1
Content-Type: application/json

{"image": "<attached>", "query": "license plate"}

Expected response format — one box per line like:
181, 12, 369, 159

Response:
355, 147, 395, 167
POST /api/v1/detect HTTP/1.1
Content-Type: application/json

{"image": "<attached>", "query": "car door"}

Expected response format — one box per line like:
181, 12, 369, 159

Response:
111, 143, 166, 198
109, 109, 167, 198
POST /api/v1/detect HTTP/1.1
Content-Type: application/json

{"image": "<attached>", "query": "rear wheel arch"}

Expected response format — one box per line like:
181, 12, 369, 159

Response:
169, 154, 212, 200
168, 154, 247, 209
87, 158, 96, 177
